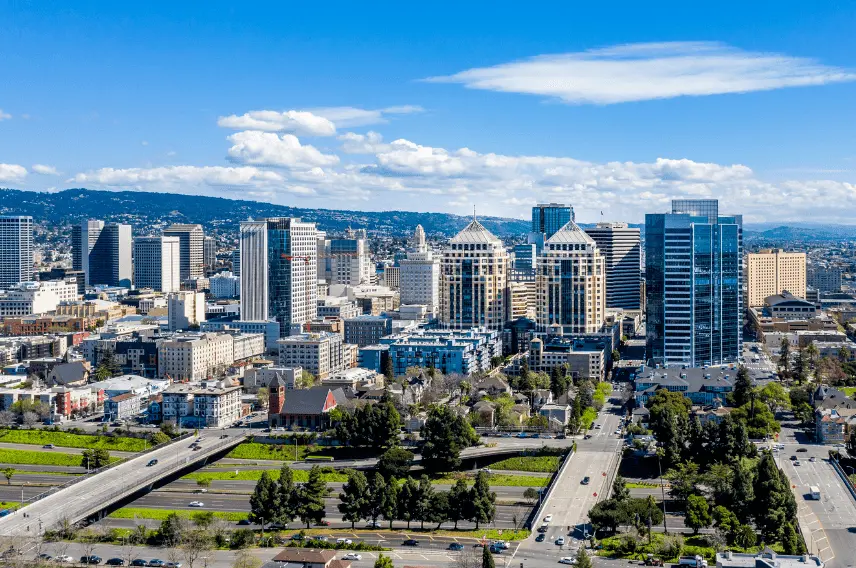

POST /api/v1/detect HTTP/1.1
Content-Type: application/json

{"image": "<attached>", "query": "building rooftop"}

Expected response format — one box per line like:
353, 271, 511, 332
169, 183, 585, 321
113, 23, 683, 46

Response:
545, 220, 596, 245
449, 218, 502, 245
715, 550, 823, 568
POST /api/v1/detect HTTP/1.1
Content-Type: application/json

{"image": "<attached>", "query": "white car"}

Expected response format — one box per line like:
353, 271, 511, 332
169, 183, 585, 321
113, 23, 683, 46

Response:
543, 514, 553, 523
365, 520, 382, 528
493, 541, 510, 549
337, 538, 353, 545
55, 556, 74, 564
555, 537, 566, 546
614, 429, 621, 435
189, 501, 204, 507
559, 557, 575, 564
794, 460, 801, 466
342, 554, 362, 561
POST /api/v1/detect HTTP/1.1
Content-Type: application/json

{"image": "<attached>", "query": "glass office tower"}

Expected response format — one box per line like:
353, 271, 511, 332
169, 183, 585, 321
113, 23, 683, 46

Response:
531, 203, 574, 240
646, 200, 742, 367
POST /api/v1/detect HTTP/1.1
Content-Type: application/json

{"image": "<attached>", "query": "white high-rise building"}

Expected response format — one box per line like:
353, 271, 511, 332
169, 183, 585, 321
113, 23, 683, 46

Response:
164, 224, 204, 281
168, 290, 206, 331
440, 218, 509, 331
400, 226, 440, 317
0, 216, 33, 289
240, 218, 317, 335
134, 236, 181, 293
72, 219, 104, 285
537, 221, 606, 334
317, 228, 373, 285
584, 222, 641, 310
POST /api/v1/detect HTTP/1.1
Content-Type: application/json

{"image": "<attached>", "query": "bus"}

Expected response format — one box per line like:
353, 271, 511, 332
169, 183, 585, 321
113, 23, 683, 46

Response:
810, 486, 821, 500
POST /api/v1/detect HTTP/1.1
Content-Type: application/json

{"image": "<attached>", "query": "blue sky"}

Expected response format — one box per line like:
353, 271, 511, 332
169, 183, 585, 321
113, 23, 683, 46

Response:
1, 1, 855, 223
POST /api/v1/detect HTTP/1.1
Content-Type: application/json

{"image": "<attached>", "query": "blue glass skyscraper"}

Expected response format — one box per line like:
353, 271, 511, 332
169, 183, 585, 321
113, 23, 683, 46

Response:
531, 203, 574, 240
645, 200, 743, 367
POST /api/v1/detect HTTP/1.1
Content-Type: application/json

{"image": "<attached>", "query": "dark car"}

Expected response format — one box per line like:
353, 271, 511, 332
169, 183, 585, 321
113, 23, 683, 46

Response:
131, 560, 148, 566
403, 539, 420, 547
449, 543, 464, 551
790, 455, 797, 460
147, 561, 166, 568
797, 448, 808, 452
489, 545, 503, 554
581, 476, 591, 485
535, 533, 546, 542
237, 519, 251, 526
147, 459, 158, 467
106, 559, 125, 566
38, 554, 53, 561
315, 520, 330, 526
81, 556, 103, 565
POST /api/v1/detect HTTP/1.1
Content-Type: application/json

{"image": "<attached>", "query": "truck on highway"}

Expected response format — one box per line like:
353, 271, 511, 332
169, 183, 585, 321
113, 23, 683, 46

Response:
679, 556, 708, 568
810, 486, 821, 500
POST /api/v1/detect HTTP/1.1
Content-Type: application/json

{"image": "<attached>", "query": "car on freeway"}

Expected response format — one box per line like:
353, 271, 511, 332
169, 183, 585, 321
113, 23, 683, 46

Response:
106, 559, 125, 566
797, 448, 808, 453
403, 539, 420, 547
291, 533, 304, 541
43, 444, 55, 449
336, 538, 353, 545
80, 556, 103, 565
584, 434, 592, 439
315, 520, 330, 526
165, 563, 182, 568
448, 543, 464, 551
559, 557, 576, 564
237, 519, 251, 526
147, 459, 158, 467
517, 432, 527, 438
55, 555, 74, 563
188, 501, 204, 507
581, 476, 590, 485
38, 554, 53, 561
544, 514, 553, 522
131, 560, 148, 567
555, 537, 566, 546
365, 520, 382, 528
492, 541, 510, 549
147, 561, 166, 568
194, 488, 207, 493
614, 429, 622, 435
535, 533, 546, 542
342, 554, 363, 560
594, 424, 601, 429
481, 467, 492, 473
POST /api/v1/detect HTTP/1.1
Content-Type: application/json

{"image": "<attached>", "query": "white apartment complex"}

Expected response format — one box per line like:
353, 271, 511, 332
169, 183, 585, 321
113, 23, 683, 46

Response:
277, 331, 352, 379
163, 224, 204, 281
168, 291, 206, 331
317, 228, 373, 286
400, 227, 440, 317
134, 236, 181, 293
158, 333, 234, 381
0, 280, 79, 317
161, 381, 242, 427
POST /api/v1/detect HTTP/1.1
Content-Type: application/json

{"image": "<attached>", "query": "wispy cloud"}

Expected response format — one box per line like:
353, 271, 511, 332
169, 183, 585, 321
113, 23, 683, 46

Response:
0, 164, 27, 182
218, 106, 424, 135
425, 41, 856, 104
0, 109, 11, 121
32, 164, 59, 176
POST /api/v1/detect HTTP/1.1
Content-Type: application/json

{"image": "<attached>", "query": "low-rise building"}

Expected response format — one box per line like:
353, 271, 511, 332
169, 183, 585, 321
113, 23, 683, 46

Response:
277, 332, 353, 380
168, 291, 206, 331
103, 392, 142, 421
158, 333, 235, 381
243, 366, 302, 392
0, 281, 79, 317
200, 319, 281, 352
268, 385, 343, 430
539, 402, 572, 429
321, 367, 383, 395
633, 365, 735, 407
270, 549, 345, 568
161, 380, 243, 427
380, 327, 501, 376
528, 336, 606, 381
715, 549, 823, 568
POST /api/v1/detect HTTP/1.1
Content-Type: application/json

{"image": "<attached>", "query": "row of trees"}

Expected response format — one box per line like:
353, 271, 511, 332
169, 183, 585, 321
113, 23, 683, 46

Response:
339, 470, 496, 529
248, 464, 328, 528
329, 393, 401, 449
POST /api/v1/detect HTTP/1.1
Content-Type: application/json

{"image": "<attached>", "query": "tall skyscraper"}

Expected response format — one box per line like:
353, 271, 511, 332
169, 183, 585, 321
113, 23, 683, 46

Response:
532, 203, 574, 240
134, 236, 181, 292
746, 249, 806, 307
0, 216, 33, 289
512, 243, 537, 274
240, 218, 317, 336
536, 221, 605, 334
440, 218, 509, 330
584, 222, 642, 309
203, 236, 217, 272
88, 223, 132, 287
72, 219, 105, 285
164, 224, 204, 281
317, 228, 372, 285
646, 199, 743, 367
400, 226, 441, 317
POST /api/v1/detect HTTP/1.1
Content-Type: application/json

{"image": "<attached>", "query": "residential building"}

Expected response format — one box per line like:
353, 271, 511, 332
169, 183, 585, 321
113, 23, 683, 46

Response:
633, 365, 735, 407
317, 297, 361, 320
539, 403, 572, 429
646, 199, 743, 367
0, 280, 79, 317
400, 228, 441, 316
528, 336, 606, 381
509, 280, 537, 320
39, 267, 86, 296
536, 221, 606, 334
201, 319, 281, 352
317, 228, 373, 286
163, 224, 204, 281
157, 333, 234, 381
134, 236, 181, 293
808, 265, 842, 293
243, 366, 302, 391
277, 332, 350, 380
231, 332, 265, 361
0, 215, 33, 289
815, 407, 856, 444
161, 380, 243, 427
168, 291, 206, 331
88, 223, 133, 287
209, 271, 240, 298
584, 222, 642, 309
746, 249, 807, 307
103, 392, 142, 421
440, 218, 509, 331
532, 203, 574, 240
380, 327, 501, 376
382, 265, 400, 289
240, 218, 317, 335
322, 367, 382, 395
344, 315, 393, 347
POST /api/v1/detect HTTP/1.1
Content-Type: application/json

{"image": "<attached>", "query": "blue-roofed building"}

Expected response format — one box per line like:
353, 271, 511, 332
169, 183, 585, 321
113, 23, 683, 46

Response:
633, 365, 735, 407
377, 327, 501, 376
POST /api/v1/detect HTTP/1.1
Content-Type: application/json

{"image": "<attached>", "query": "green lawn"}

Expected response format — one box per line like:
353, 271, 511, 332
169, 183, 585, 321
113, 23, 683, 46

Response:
0, 429, 147, 452
227, 442, 299, 461
185, 469, 548, 487
0, 448, 120, 467
109, 507, 248, 522
435, 473, 548, 487
841, 387, 856, 397
489, 455, 560, 473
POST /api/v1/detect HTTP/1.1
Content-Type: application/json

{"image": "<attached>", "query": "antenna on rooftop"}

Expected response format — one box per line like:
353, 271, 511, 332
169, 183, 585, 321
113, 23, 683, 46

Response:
473, 205, 477, 222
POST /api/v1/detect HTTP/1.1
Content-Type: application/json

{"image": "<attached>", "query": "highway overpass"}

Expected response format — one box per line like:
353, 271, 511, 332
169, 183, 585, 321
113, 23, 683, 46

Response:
0, 430, 246, 537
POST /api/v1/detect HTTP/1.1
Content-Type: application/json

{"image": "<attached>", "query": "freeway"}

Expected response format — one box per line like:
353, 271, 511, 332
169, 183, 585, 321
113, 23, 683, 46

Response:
0, 430, 246, 537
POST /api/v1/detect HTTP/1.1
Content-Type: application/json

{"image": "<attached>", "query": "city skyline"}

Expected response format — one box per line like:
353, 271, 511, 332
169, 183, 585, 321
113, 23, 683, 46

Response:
0, 3, 855, 224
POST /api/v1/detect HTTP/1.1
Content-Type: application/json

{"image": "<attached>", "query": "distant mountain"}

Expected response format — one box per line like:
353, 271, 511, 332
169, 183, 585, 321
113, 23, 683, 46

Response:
743, 224, 856, 242
0, 188, 530, 237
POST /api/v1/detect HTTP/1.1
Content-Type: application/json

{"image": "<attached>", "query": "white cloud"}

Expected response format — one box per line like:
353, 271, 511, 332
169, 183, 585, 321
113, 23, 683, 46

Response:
338, 131, 389, 154
425, 41, 856, 104
70, 165, 283, 188
0, 164, 27, 182
310, 105, 424, 128
217, 110, 337, 136
32, 164, 59, 176
0, 110, 11, 121
227, 131, 340, 168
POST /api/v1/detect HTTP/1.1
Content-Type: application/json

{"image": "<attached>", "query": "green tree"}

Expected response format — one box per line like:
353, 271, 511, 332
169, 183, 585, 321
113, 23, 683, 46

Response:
421, 405, 480, 472
374, 554, 394, 568
150, 431, 171, 446
731, 460, 755, 523
756, 382, 791, 413
191, 510, 215, 528
779, 338, 791, 378
568, 394, 583, 434
731, 400, 781, 439
647, 389, 691, 468
2, 468, 13, 484
611, 475, 630, 502
732, 366, 753, 407
753, 453, 795, 542
523, 487, 540, 505
196, 476, 212, 489
380, 478, 399, 529
276, 463, 297, 526
382, 353, 394, 382
248, 471, 277, 529
805, 342, 820, 378
296, 465, 327, 527
377, 447, 413, 479
448, 478, 469, 529
665, 462, 700, 507
470, 470, 496, 529
414, 475, 434, 530
427, 490, 449, 529
482, 542, 495, 568
157, 512, 184, 546
81, 448, 111, 470
575, 546, 592, 568
366, 472, 387, 524
733, 524, 757, 549
397, 476, 419, 529
782, 523, 804, 555
712, 506, 739, 544
685, 494, 712, 534
577, 381, 594, 409
338, 470, 368, 529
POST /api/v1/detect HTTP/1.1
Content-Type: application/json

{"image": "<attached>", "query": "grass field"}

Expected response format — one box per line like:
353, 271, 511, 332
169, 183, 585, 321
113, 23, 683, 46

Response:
227, 442, 380, 462
109, 507, 248, 522
841, 387, 856, 397
0, 429, 147, 452
489, 455, 560, 473
0, 448, 120, 467
435, 473, 548, 487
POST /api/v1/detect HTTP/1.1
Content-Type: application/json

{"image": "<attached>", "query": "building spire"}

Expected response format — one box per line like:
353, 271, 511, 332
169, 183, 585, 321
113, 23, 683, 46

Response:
473, 205, 477, 222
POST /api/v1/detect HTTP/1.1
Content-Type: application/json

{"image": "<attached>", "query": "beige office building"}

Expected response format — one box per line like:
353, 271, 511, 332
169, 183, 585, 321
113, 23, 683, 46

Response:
746, 249, 806, 307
